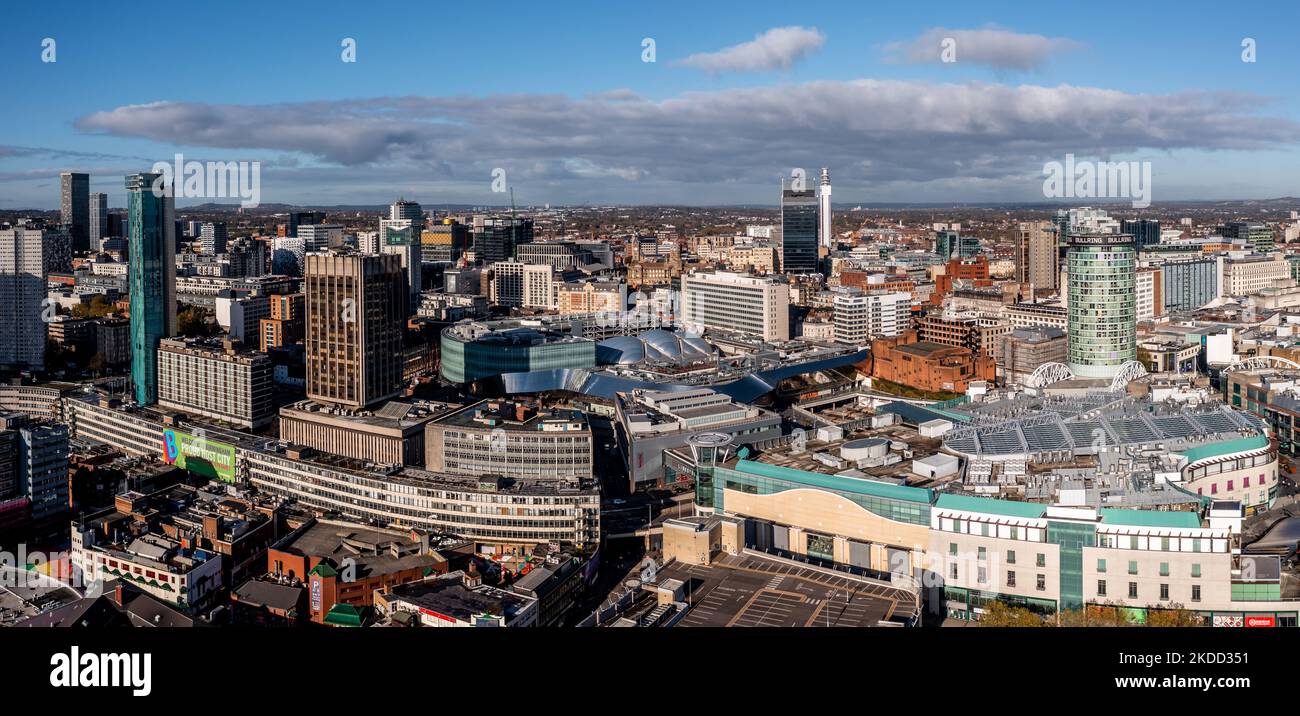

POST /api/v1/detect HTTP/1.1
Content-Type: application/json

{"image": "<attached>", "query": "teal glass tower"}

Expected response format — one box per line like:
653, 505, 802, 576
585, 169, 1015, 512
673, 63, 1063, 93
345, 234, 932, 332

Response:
126, 173, 176, 405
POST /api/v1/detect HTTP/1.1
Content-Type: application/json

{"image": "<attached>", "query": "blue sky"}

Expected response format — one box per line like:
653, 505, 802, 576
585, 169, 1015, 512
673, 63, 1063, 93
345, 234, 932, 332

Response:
2, 0, 1299, 208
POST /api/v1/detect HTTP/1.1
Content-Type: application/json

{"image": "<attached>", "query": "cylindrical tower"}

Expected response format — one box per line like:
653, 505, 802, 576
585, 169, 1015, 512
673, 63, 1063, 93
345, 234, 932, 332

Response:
688, 433, 733, 515
1066, 233, 1136, 378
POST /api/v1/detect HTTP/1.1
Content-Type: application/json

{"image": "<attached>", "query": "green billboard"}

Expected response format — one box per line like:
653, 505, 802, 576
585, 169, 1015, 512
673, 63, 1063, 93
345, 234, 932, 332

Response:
162, 428, 237, 483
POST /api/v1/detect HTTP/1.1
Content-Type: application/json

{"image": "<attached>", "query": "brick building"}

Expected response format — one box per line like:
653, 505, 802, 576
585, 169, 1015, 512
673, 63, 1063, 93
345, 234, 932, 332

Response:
868, 330, 994, 394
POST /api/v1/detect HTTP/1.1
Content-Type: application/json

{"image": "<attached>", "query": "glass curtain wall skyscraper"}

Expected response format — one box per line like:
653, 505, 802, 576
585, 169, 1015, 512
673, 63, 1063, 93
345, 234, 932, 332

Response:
89, 192, 108, 245
1066, 233, 1136, 379
780, 180, 818, 274
60, 172, 89, 252
1120, 219, 1161, 252
127, 173, 177, 405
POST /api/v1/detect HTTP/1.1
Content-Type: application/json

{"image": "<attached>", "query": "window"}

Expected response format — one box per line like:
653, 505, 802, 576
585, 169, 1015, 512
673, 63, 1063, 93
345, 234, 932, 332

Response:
1159, 562, 1169, 577
1097, 580, 1107, 597
981, 523, 990, 537
1191, 564, 1201, 578
1160, 537, 1170, 551
1129, 536, 1139, 549
950, 564, 958, 580
978, 547, 986, 562
1036, 553, 1046, 568
953, 519, 964, 533
1010, 527, 1019, 540
1192, 585, 1201, 602
1160, 584, 1169, 601
1007, 571, 1016, 588
1128, 561, 1138, 575
1192, 539, 1202, 553
949, 542, 957, 556
977, 567, 987, 584
1006, 550, 1016, 565
1128, 582, 1138, 599
1036, 574, 1045, 591
1097, 558, 1106, 573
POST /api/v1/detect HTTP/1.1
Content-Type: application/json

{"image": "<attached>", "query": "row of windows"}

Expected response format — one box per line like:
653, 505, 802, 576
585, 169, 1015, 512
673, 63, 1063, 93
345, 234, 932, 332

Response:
1097, 558, 1203, 578
951, 543, 1047, 566
951, 563, 1046, 591
1097, 580, 1200, 602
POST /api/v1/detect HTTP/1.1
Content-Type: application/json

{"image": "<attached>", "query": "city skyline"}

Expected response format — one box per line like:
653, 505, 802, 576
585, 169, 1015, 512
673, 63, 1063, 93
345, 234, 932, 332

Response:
3, 1, 1300, 209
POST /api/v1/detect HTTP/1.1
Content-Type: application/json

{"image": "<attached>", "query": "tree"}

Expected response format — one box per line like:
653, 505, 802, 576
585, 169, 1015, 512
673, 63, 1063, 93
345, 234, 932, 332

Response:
1136, 346, 1154, 372
177, 306, 213, 337
977, 600, 1049, 627
1057, 603, 1133, 627
71, 294, 114, 320
1145, 604, 1203, 627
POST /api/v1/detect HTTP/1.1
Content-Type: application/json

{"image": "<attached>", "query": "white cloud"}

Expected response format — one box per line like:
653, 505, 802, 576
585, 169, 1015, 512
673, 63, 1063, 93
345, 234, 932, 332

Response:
885, 25, 1083, 70
66, 80, 1300, 204
678, 26, 825, 73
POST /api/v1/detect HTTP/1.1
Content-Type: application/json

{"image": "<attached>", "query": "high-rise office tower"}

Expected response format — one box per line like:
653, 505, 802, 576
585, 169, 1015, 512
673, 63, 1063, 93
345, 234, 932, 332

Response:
225, 236, 267, 277
200, 221, 228, 254
780, 180, 818, 274
936, 230, 981, 261
471, 215, 533, 263
1161, 258, 1218, 313
287, 211, 326, 238
1017, 221, 1059, 292
818, 168, 833, 250
1, 413, 69, 522
681, 271, 790, 341
379, 218, 421, 303
833, 290, 911, 345
60, 172, 90, 252
935, 230, 958, 260
1217, 221, 1274, 253
89, 192, 108, 244
1066, 233, 1136, 379
420, 220, 472, 264
0, 226, 49, 370
305, 251, 407, 409
0, 429, 16, 500
389, 198, 423, 224
126, 172, 177, 405
1120, 219, 1161, 252
489, 260, 554, 309
298, 224, 344, 253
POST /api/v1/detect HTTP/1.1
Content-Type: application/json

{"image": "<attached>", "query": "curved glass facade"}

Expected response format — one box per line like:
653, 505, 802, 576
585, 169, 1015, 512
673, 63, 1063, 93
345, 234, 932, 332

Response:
440, 329, 595, 384
1067, 235, 1136, 378
705, 460, 932, 526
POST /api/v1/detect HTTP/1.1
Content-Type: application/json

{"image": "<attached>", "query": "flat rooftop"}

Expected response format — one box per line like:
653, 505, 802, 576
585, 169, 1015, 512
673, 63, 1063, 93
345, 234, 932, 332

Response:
660, 553, 913, 628
386, 573, 532, 621
278, 520, 442, 579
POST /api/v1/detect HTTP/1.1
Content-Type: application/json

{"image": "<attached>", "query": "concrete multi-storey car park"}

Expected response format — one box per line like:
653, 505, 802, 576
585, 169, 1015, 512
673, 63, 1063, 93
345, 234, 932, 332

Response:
672, 433, 1298, 625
